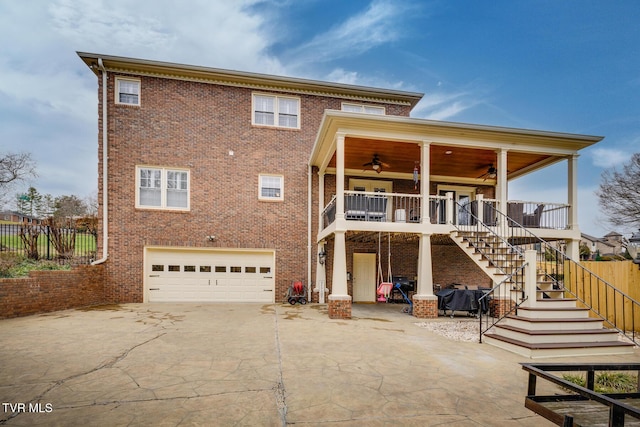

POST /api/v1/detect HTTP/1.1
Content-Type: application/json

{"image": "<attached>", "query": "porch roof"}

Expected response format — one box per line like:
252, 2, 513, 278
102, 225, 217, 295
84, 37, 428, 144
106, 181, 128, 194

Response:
309, 111, 604, 181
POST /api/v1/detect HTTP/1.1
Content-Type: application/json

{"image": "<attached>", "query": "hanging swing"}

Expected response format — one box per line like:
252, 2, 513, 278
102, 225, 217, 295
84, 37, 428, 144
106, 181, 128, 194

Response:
376, 232, 393, 302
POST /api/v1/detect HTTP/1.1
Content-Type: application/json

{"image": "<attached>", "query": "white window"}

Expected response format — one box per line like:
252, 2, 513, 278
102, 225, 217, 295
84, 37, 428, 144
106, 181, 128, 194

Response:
259, 174, 283, 201
137, 167, 189, 210
252, 94, 300, 129
341, 102, 385, 115
116, 77, 140, 106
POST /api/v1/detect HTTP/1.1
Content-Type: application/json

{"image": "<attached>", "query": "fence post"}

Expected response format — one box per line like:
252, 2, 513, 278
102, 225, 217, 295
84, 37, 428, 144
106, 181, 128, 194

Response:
46, 225, 51, 260
524, 250, 538, 307
446, 192, 454, 225
476, 194, 484, 224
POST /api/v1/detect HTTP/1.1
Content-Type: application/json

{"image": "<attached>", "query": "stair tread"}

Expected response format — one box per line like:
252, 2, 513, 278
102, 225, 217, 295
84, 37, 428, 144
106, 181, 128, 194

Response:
506, 314, 602, 323
535, 298, 576, 302
483, 334, 634, 349
517, 306, 588, 312
494, 324, 620, 335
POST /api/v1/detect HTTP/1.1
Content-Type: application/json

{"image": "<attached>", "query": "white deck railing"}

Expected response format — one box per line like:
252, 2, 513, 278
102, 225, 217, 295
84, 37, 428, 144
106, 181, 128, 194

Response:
321, 193, 570, 230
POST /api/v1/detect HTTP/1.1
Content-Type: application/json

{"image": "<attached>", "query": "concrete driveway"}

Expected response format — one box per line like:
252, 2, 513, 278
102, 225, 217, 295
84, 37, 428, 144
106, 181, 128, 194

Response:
1, 303, 637, 426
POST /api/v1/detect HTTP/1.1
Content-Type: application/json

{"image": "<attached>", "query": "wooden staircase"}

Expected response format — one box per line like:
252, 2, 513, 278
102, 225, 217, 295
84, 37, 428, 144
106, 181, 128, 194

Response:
451, 229, 636, 358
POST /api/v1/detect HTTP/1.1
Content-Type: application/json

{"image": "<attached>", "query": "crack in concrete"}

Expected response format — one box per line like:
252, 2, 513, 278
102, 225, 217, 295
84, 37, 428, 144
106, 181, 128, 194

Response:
42, 387, 279, 410
272, 305, 288, 426
0, 333, 165, 425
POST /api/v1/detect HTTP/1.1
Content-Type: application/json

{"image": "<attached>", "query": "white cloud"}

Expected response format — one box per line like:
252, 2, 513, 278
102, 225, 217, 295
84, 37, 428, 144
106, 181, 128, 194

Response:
590, 148, 630, 168
410, 91, 480, 121
0, 0, 287, 201
285, 0, 412, 67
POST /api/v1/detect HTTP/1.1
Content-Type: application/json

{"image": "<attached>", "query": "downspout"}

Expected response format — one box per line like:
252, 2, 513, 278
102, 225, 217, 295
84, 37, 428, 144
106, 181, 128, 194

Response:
92, 58, 109, 265
307, 164, 312, 301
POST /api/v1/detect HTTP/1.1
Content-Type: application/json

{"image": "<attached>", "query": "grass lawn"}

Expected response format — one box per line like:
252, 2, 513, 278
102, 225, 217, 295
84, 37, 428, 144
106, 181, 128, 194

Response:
0, 233, 96, 255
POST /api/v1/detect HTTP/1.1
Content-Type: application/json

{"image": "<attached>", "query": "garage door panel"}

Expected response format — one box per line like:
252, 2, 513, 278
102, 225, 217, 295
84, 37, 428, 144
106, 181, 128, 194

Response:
146, 249, 275, 302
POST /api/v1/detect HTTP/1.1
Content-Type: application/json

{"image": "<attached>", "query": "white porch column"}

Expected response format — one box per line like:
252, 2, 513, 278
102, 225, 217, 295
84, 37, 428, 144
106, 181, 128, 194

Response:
330, 231, 348, 296
413, 232, 438, 318
335, 133, 345, 220
420, 140, 431, 224
496, 148, 508, 224
315, 241, 327, 303
318, 171, 325, 232
328, 135, 351, 318
416, 233, 434, 296
568, 154, 579, 231
566, 239, 580, 261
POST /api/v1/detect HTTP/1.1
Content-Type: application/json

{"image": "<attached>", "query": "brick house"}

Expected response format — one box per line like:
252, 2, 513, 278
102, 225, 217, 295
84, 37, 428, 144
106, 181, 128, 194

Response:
78, 52, 603, 320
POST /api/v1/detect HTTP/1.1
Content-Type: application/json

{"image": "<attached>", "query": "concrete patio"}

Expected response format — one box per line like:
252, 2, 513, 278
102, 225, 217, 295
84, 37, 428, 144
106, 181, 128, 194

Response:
1, 303, 637, 426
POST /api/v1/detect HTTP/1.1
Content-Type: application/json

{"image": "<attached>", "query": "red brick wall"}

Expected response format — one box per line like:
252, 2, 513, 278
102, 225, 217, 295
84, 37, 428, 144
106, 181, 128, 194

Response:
96, 71, 413, 303
432, 245, 492, 288
0, 266, 106, 319
321, 236, 489, 298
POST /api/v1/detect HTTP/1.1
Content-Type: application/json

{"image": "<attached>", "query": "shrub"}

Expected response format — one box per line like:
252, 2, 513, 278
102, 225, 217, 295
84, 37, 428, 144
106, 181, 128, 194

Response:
563, 372, 638, 394
0, 253, 70, 278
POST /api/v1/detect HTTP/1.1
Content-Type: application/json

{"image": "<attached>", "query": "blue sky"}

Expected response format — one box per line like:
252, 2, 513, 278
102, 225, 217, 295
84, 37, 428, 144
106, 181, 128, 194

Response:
0, 0, 638, 236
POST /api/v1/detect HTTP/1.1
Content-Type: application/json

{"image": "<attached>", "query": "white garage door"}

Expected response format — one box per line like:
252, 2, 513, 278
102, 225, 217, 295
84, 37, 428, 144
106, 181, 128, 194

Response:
145, 248, 275, 302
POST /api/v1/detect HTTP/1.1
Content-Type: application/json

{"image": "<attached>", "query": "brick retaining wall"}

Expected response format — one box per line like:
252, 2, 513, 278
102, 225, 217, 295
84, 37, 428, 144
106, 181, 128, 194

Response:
0, 265, 106, 319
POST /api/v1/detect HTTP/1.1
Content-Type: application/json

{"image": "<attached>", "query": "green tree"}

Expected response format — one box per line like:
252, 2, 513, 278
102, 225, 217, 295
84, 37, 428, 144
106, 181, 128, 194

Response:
579, 243, 591, 260
16, 187, 44, 218
54, 195, 88, 218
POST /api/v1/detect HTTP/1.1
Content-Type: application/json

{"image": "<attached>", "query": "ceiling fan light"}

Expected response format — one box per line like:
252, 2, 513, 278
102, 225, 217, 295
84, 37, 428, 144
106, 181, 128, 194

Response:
372, 164, 380, 171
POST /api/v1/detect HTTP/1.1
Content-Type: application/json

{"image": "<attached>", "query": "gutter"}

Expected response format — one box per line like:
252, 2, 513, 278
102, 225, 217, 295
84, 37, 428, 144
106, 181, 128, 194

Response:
92, 58, 109, 265
307, 164, 312, 301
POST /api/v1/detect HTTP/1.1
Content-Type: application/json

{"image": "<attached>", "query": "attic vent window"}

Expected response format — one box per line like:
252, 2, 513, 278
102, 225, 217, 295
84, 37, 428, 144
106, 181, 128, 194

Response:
341, 103, 385, 115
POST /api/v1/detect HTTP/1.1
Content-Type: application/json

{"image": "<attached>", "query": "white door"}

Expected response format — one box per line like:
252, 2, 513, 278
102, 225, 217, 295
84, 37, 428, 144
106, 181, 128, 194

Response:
146, 248, 275, 302
352, 253, 376, 302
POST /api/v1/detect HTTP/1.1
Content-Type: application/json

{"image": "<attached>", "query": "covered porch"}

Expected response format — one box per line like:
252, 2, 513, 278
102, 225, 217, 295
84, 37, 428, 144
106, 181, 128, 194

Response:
309, 110, 603, 319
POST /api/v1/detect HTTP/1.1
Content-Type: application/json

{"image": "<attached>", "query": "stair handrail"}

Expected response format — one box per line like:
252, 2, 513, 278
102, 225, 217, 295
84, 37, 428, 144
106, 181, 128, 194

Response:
477, 200, 640, 346
477, 263, 528, 343
451, 201, 529, 342
542, 243, 640, 345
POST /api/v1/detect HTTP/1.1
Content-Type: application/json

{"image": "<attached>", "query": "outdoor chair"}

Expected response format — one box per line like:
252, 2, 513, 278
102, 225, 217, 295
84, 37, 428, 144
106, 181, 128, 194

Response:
345, 194, 367, 220
367, 195, 388, 221
523, 204, 545, 227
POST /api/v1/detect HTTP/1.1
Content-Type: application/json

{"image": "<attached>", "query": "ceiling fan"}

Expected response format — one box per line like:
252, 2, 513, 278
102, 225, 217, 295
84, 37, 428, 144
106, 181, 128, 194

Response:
477, 164, 498, 180
363, 154, 390, 173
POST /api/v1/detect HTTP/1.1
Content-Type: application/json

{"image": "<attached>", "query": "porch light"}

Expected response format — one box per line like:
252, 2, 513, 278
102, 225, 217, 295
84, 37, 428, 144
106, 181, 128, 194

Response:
318, 249, 327, 265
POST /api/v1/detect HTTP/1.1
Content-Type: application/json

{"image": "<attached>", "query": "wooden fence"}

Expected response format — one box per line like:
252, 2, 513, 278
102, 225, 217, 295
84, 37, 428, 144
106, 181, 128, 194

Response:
570, 260, 640, 333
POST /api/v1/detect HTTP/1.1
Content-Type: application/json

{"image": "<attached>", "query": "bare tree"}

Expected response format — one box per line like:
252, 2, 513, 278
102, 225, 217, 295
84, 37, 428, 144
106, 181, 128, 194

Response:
0, 152, 36, 206
597, 153, 640, 229
0, 152, 36, 187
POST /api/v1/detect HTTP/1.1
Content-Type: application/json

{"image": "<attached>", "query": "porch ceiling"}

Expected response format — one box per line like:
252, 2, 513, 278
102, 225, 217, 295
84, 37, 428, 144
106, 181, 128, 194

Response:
328, 138, 556, 180
312, 111, 603, 181
345, 231, 454, 245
